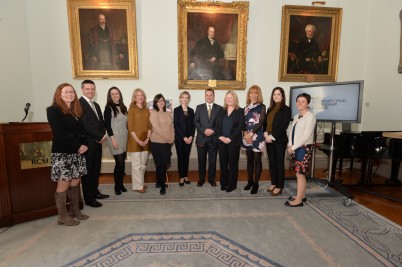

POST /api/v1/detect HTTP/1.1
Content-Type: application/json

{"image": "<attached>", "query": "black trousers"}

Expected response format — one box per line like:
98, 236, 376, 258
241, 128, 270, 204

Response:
218, 143, 240, 190
151, 142, 171, 188
197, 140, 218, 182
266, 142, 287, 189
113, 152, 126, 190
82, 142, 102, 203
175, 139, 192, 178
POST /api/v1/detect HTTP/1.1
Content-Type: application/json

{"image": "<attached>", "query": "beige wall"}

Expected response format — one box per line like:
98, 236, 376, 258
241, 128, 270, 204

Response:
1, 0, 401, 177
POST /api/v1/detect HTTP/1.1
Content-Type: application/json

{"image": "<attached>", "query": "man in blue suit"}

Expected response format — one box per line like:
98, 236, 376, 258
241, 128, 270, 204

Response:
194, 89, 222, 187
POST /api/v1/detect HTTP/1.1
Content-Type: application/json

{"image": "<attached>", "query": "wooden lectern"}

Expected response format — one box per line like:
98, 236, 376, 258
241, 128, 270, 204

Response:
0, 123, 57, 227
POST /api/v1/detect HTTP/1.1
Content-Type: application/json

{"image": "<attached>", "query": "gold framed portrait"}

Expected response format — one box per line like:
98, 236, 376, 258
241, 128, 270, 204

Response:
178, 0, 249, 90
278, 5, 342, 82
67, 0, 138, 79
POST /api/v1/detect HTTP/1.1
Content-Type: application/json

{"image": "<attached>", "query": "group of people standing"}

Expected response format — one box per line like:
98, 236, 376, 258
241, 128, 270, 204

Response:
47, 81, 316, 226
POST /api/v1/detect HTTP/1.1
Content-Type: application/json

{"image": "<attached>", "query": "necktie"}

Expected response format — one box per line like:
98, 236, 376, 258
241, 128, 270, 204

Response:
89, 101, 99, 120
208, 104, 212, 118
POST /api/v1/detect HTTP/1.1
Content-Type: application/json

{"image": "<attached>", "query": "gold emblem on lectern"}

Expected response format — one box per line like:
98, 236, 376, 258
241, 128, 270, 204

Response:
19, 141, 52, 169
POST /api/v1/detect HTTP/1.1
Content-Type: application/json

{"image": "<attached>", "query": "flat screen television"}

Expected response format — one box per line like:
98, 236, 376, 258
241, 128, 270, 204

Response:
289, 81, 364, 122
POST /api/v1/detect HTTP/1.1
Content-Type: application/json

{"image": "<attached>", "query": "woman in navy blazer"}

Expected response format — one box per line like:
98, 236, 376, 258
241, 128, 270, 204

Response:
215, 90, 245, 192
174, 91, 195, 186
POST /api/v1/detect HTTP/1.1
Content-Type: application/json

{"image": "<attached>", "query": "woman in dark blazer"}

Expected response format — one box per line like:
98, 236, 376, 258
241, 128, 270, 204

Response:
264, 87, 291, 196
47, 83, 89, 226
174, 91, 195, 186
216, 90, 245, 192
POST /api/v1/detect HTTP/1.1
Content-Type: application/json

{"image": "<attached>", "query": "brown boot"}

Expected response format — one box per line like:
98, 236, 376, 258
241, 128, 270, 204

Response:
68, 185, 89, 220
55, 191, 80, 226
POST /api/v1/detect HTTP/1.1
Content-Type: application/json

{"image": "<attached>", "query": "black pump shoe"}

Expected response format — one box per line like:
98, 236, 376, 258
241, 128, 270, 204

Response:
288, 196, 307, 202
250, 185, 259, 194
284, 201, 303, 207
244, 183, 253, 190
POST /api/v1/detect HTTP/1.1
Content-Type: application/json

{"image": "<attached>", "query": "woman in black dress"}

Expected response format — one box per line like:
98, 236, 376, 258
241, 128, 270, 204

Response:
47, 83, 89, 226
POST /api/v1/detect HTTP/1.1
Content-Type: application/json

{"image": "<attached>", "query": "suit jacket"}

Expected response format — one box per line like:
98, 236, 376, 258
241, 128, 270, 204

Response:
189, 36, 224, 66
265, 105, 291, 144
79, 97, 106, 145
194, 103, 222, 146
174, 106, 195, 141
215, 107, 245, 146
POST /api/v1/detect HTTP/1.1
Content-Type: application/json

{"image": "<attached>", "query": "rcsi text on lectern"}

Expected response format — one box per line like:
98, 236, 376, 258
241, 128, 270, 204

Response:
0, 123, 56, 227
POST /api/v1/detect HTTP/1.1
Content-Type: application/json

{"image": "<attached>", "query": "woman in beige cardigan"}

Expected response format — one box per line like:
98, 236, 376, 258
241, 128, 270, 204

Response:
149, 94, 174, 195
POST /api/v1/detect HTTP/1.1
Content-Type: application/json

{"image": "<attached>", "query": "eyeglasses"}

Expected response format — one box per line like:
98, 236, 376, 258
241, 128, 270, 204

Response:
157, 99, 165, 103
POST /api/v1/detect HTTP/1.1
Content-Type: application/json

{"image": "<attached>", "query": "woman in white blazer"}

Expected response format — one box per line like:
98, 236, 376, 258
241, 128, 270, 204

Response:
285, 93, 316, 207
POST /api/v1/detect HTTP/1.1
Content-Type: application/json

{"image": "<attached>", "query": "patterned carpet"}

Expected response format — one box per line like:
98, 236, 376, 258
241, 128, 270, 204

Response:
0, 181, 401, 267
59, 181, 401, 267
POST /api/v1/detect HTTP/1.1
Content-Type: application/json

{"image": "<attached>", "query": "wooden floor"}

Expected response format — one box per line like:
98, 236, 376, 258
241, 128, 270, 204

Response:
100, 168, 402, 226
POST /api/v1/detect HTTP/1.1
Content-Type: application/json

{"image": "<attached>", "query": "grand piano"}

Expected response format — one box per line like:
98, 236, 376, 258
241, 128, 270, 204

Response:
320, 131, 402, 184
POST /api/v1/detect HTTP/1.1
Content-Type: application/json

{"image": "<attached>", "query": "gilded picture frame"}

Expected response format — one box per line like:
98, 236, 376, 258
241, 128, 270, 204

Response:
278, 5, 342, 82
399, 10, 402, 73
178, 0, 249, 90
67, 0, 138, 79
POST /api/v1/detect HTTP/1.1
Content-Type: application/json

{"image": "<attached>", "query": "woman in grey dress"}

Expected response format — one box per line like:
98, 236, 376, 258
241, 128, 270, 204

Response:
104, 86, 128, 195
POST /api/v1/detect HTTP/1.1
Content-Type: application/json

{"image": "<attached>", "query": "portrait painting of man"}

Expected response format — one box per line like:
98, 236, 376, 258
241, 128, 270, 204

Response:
79, 9, 129, 71
278, 5, 342, 82
187, 13, 239, 81
287, 16, 332, 75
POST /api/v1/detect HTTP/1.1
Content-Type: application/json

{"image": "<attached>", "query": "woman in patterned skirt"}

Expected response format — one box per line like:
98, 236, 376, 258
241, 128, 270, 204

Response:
242, 85, 266, 194
104, 86, 128, 195
286, 93, 316, 207
47, 83, 89, 226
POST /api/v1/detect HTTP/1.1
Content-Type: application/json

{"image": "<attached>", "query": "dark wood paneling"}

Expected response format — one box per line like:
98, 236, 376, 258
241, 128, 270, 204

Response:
0, 123, 57, 227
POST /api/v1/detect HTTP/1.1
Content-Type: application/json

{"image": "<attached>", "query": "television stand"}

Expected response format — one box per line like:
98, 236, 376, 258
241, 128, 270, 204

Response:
318, 122, 355, 206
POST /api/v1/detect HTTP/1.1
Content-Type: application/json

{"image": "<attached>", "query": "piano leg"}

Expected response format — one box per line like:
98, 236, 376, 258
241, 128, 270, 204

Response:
359, 158, 374, 184
386, 159, 402, 184
359, 159, 367, 184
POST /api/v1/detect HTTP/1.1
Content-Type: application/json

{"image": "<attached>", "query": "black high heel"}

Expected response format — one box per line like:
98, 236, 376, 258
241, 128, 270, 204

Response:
184, 179, 191, 184
250, 184, 259, 194
288, 196, 307, 202
284, 201, 303, 207
244, 183, 253, 190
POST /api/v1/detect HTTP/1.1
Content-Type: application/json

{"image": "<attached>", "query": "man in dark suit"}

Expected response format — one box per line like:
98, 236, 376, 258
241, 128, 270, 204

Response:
194, 89, 222, 187
297, 24, 323, 74
189, 26, 225, 80
79, 80, 109, 208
